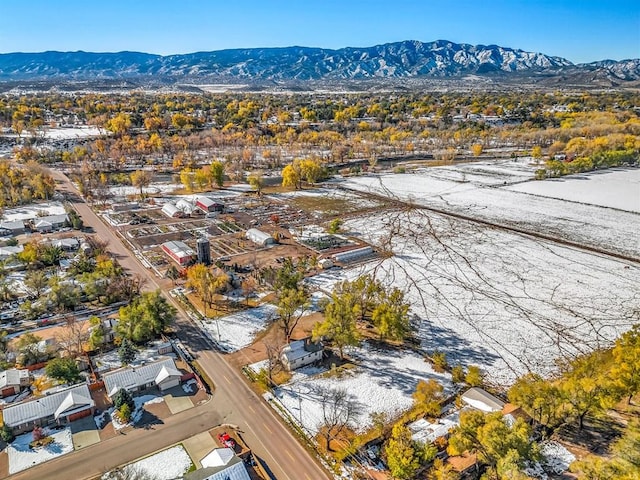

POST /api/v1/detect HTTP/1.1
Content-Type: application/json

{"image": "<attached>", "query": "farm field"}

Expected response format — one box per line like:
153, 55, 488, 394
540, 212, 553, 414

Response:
340, 209, 639, 385
505, 167, 640, 213
341, 164, 640, 259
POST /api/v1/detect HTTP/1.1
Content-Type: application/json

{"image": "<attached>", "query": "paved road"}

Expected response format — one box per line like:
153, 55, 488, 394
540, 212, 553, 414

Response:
9, 403, 223, 480
30, 170, 331, 480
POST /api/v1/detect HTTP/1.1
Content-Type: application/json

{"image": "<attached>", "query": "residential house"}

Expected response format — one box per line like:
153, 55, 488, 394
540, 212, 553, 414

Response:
0, 245, 24, 260
34, 214, 69, 233
185, 448, 251, 480
281, 338, 323, 371
0, 220, 26, 236
460, 387, 505, 413
0, 368, 30, 398
102, 357, 182, 398
2, 384, 95, 434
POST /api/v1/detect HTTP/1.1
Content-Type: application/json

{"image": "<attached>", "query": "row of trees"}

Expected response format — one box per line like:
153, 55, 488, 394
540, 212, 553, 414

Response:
0, 160, 55, 208
508, 324, 640, 432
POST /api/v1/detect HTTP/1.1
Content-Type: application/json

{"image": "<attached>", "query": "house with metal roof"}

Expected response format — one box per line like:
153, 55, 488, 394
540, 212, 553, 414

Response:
195, 196, 224, 213
162, 240, 195, 266
185, 448, 251, 480
2, 384, 95, 434
102, 357, 182, 398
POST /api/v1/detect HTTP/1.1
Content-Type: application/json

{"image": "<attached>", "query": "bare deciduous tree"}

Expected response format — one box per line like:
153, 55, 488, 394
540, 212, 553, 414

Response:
316, 386, 360, 451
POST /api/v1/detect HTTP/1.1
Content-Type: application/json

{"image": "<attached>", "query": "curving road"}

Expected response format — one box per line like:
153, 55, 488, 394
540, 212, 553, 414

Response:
24, 169, 331, 480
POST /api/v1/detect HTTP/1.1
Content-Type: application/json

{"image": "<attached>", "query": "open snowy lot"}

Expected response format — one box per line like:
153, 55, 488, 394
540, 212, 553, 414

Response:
338, 210, 639, 385
269, 187, 383, 211
199, 304, 278, 352
7, 427, 73, 474
505, 167, 640, 213
109, 183, 182, 197
102, 445, 193, 480
273, 342, 453, 435
340, 166, 640, 259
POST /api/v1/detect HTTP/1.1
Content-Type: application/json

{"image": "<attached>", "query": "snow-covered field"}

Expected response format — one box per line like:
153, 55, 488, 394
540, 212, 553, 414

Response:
341, 166, 640, 259
338, 210, 639, 385
200, 304, 278, 352
273, 342, 453, 435
506, 168, 640, 213
7, 427, 73, 474
102, 445, 193, 480
269, 187, 382, 210
109, 183, 182, 197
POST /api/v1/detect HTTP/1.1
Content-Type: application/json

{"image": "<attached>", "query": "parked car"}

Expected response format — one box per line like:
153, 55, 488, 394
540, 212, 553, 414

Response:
217, 432, 236, 449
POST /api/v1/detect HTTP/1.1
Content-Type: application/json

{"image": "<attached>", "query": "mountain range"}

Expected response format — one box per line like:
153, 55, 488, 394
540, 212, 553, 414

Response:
0, 40, 638, 87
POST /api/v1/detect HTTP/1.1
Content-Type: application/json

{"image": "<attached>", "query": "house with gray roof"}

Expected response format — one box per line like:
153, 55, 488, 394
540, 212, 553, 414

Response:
2, 384, 95, 434
281, 337, 323, 371
0, 220, 26, 236
461, 387, 505, 413
0, 368, 30, 398
185, 448, 251, 480
102, 357, 182, 398
34, 214, 69, 233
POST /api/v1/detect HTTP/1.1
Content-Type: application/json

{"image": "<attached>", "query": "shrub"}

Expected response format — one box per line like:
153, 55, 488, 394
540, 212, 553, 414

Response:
0, 424, 14, 443
118, 403, 132, 423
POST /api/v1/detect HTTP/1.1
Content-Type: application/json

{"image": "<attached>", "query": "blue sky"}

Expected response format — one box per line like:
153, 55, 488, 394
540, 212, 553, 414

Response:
1, 0, 638, 63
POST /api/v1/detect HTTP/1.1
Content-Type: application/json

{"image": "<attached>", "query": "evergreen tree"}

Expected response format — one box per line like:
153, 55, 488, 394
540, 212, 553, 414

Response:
118, 338, 137, 365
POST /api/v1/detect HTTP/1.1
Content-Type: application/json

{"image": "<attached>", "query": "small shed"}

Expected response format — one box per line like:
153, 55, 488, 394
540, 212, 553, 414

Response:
245, 228, 274, 246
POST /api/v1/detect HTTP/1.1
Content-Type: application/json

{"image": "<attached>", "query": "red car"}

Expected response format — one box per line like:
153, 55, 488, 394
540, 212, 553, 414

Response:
217, 432, 236, 449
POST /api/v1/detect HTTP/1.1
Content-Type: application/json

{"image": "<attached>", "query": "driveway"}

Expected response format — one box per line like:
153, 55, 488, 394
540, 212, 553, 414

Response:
70, 416, 100, 450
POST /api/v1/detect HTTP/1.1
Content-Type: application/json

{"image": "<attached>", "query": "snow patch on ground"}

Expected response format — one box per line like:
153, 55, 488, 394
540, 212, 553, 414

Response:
7, 427, 73, 474
273, 342, 453, 435
102, 445, 193, 480
200, 304, 278, 352
182, 379, 197, 394
109, 183, 182, 197
524, 441, 576, 479
110, 394, 165, 430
